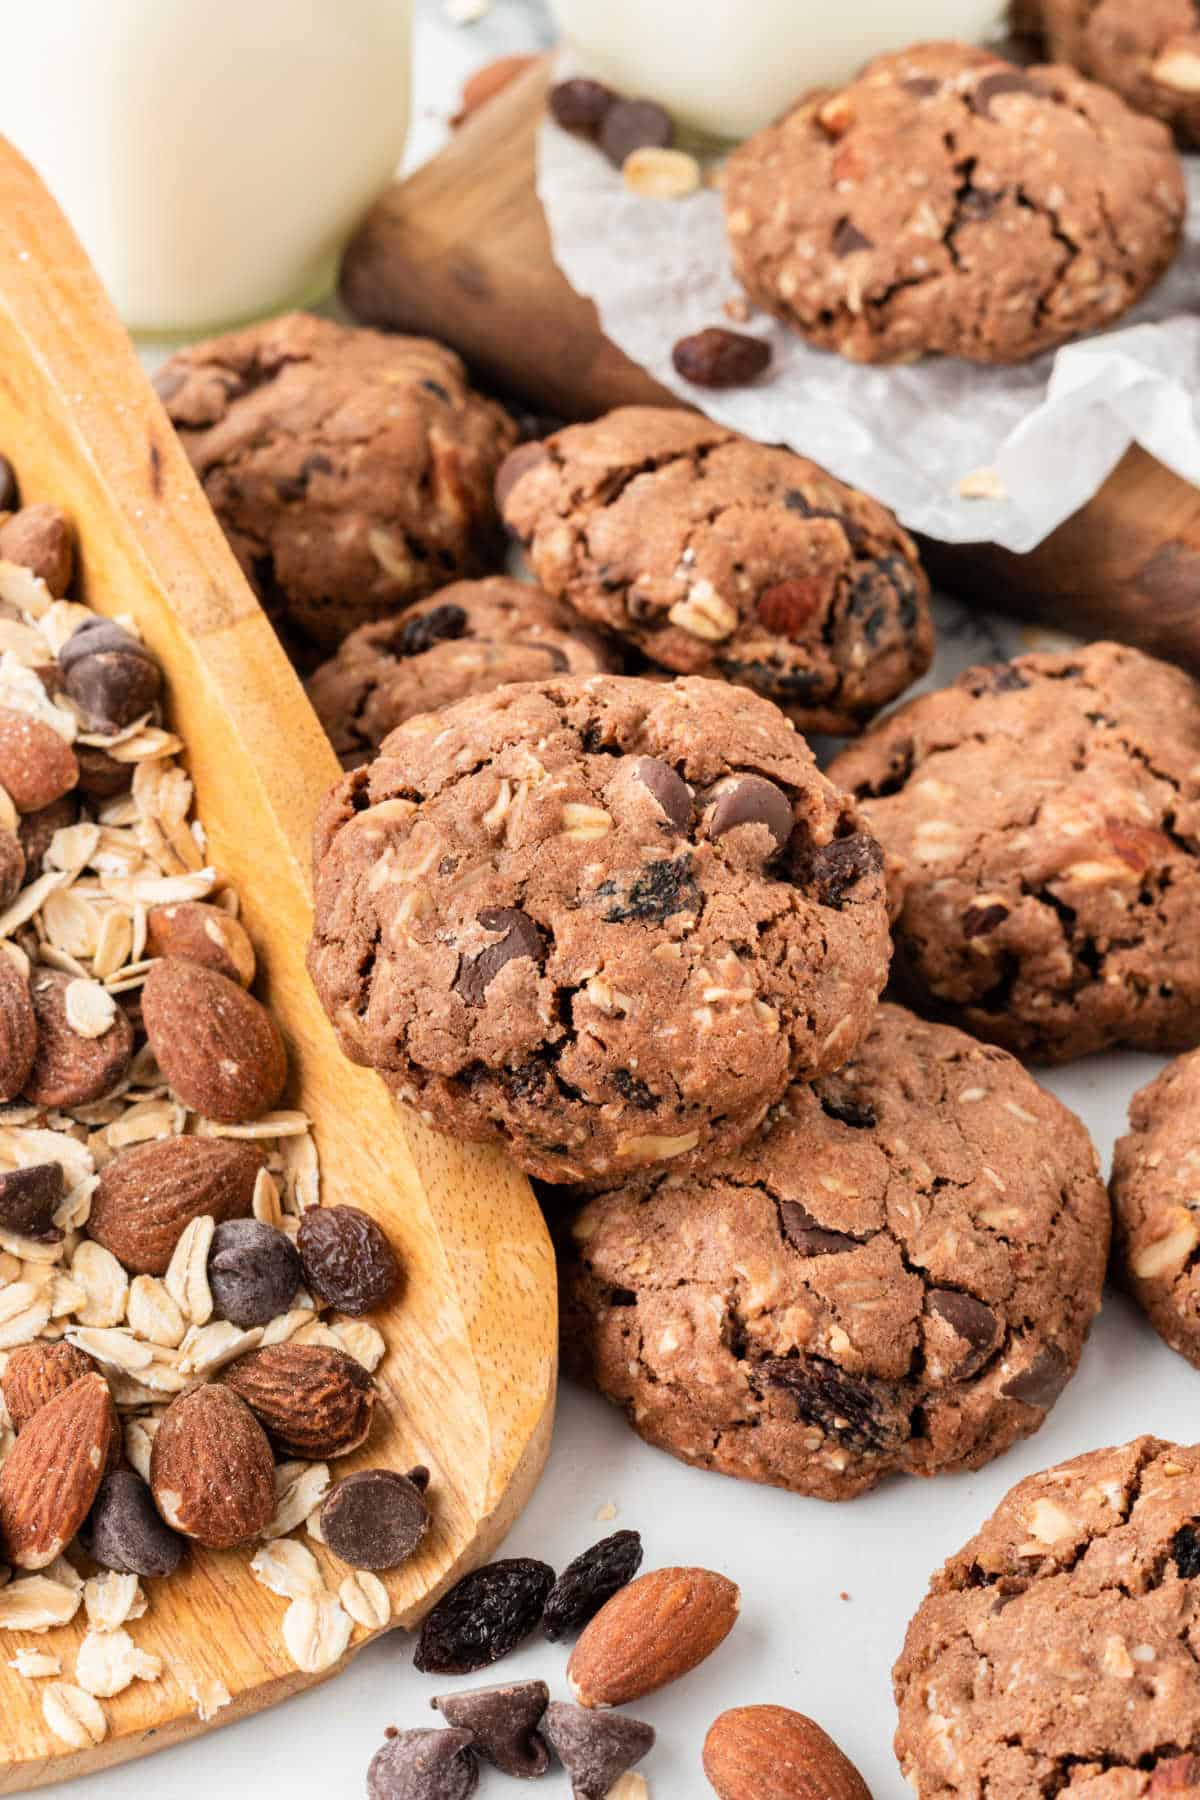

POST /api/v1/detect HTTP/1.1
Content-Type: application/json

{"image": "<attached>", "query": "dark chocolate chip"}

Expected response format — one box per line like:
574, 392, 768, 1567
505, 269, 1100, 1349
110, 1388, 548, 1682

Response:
613, 1068, 656, 1110
1173, 1525, 1200, 1580
963, 661, 1030, 695
60, 619, 162, 731
599, 98, 674, 167
414, 1557, 555, 1675
367, 1728, 478, 1800
59, 617, 154, 674
494, 441, 549, 518
433, 1681, 549, 1779
1000, 1343, 1069, 1408
0, 456, 18, 513
549, 77, 617, 135
832, 218, 874, 257
406, 1464, 431, 1493
0, 1163, 63, 1241
398, 604, 469, 659
630, 756, 692, 832
321, 1468, 430, 1570
779, 1201, 860, 1257
671, 328, 772, 389
963, 902, 1009, 939
541, 1702, 655, 1800
543, 1530, 644, 1641
797, 831, 883, 908
207, 1217, 301, 1328
928, 1289, 1002, 1378
763, 1357, 904, 1453
706, 776, 793, 853
971, 70, 1044, 116
85, 1469, 185, 1578
961, 187, 1003, 221
456, 908, 547, 1008
600, 854, 701, 924
902, 75, 941, 96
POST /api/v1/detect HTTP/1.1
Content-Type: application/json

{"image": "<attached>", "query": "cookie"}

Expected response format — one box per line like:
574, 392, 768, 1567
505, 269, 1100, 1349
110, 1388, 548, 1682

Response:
1111, 1050, 1200, 1366
306, 577, 621, 767
828, 642, 1200, 1063
307, 674, 891, 1185
1041, 0, 1200, 147
724, 41, 1185, 365
561, 1003, 1107, 1501
156, 312, 517, 651
894, 1436, 1200, 1796
498, 408, 933, 734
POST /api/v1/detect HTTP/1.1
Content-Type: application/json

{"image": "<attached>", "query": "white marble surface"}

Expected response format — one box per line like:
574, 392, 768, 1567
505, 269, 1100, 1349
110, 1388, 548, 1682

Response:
44, 7, 1192, 1798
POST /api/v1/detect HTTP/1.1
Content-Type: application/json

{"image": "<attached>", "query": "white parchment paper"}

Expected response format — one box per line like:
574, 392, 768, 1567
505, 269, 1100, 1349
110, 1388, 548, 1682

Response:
537, 117, 1200, 550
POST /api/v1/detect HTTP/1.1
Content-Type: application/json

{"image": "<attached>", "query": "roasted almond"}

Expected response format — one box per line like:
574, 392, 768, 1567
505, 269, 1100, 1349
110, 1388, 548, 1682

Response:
0, 951, 37, 1102
221, 1343, 376, 1459
0, 706, 78, 813
0, 504, 74, 596
142, 958, 286, 1123
87, 1135, 265, 1275
567, 1566, 740, 1708
702, 1705, 871, 1800
145, 902, 256, 988
23, 968, 134, 1108
0, 1372, 115, 1568
149, 1383, 275, 1548
2, 1340, 94, 1431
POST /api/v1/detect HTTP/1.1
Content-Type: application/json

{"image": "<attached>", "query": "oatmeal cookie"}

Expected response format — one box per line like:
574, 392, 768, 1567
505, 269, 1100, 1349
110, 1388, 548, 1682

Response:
1041, 0, 1200, 146
156, 312, 517, 651
894, 1436, 1200, 1797
307, 577, 621, 767
724, 41, 1185, 364
498, 408, 932, 734
307, 674, 891, 1185
561, 1003, 1107, 1501
828, 642, 1200, 1062
1112, 1051, 1200, 1366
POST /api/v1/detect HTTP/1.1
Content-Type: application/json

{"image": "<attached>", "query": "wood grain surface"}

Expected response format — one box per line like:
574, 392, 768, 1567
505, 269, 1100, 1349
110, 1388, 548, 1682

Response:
0, 135, 556, 1791
342, 55, 1200, 672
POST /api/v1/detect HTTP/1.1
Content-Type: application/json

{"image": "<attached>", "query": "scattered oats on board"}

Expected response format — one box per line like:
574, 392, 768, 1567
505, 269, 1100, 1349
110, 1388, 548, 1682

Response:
41, 1680, 107, 1749
281, 1593, 353, 1675
179, 1667, 231, 1723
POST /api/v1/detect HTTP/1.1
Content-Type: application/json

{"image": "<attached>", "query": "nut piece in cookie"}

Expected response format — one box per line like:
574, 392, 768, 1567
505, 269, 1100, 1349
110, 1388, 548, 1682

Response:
1041, 0, 1200, 148
894, 1437, 1200, 1796
561, 1004, 1109, 1499
306, 577, 621, 767
829, 640, 1200, 1062
307, 673, 891, 1185
1112, 1049, 1200, 1366
499, 408, 932, 733
724, 40, 1185, 364
155, 312, 518, 651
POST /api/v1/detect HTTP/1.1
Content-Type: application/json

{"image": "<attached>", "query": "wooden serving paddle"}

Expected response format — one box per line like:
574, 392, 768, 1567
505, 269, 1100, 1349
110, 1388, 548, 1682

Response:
0, 136, 555, 1792
342, 56, 1200, 673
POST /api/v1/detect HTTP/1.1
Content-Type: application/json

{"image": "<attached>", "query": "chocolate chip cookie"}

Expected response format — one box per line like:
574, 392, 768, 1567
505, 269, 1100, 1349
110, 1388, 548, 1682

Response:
895, 1436, 1200, 1796
307, 577, 621, 767
1041, 0, 1200, 147
1111, 1051, 1200, 1367
724, 41, 1185, 365
561, 1003, 1107, 1501
498, 408, 933, 734
156, 312, 517, 652
828, 642, 1200, 1063
308, 674, 891, 1184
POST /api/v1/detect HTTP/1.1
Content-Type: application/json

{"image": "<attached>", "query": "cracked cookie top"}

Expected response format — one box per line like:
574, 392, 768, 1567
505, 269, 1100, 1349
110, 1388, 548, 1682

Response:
306, 577, 621, 768
156, 312, 517, 652
724, 40, 1185, 365
498, 407, 933, 735
1112, 1051, 1200, 1368
307, 673, 891, 1184
1042, 0, 1200, 149
561, 1003, 1108, 1501
895, 1437, 1200, 1797
828, 642, 1200, 1063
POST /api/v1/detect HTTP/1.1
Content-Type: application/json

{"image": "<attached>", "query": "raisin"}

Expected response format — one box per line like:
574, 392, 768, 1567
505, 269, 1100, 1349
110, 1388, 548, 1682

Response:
795, 832, 883, 908
963, 902, 1009, 938
399, 603, 468, 659
600, 854, 701, 924
613, 1070, 656, 1110
296, 1205, 400, 1316
962, 661, 1030, 696
542, 1531, 644, 1642
672, 328, 771, 389
1173, 1526, 1200, 1580
846, 555, 921, 644
718, 658, 828, 702
816, 1086, 877, 1129
413, 1557, 556, 1675
763, 1357, 903, 1453
599, 98, 673, 166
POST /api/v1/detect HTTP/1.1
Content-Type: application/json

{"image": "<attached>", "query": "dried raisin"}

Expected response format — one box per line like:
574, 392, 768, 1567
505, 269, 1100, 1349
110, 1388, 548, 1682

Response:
542, 1530, 643, 1641
413, 1557, 555, 1675
672, 328, 772, 389
296, 1205, 400, 1316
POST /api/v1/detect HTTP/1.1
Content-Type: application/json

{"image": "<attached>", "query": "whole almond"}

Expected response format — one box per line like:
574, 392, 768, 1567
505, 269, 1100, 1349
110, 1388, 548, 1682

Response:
568, 1567, 740, 1708
0, 952, 37, 1102
142, 959, 286, 1123
0, 1372, 115, 1568
23, 968, 134, 1107
87, 1136, 265, 1275
0, 504, 74, 596
703, 1706, 871, 1800
221, 1343, 376, 1459
150, 1383, 275, 1548
145, 902, 256, 988
0, 707, 78, 813
2, 1340, 94, 1431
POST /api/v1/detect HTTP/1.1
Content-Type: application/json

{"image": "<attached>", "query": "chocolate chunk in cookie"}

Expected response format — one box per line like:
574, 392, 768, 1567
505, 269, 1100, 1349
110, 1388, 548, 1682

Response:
561, 1004, 1108, 1498
1112, 1049, 1200, 1367
1042, 0, 1200, 148
724, 41, 1185, 364
500, 408, 932, 733
308, 674, 891, 1185
829, 641, 1200, 1062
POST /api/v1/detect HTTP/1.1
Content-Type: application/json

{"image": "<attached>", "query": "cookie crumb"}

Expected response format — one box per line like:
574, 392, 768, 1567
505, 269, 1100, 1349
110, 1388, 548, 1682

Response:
955, 467, 1007, 501
595, 1502, 618, 1521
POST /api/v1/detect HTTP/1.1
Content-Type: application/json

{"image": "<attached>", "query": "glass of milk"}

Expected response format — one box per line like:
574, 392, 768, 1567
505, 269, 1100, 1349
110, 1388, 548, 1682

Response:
5, 0, 412, 336
548, 0, 1007, 139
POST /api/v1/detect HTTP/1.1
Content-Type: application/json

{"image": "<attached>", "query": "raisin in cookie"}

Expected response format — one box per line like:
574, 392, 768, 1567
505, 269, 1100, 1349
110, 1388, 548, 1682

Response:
156, 312, 517, 652
498, 408, 932, 734
829, 642, 1200, 1063
307, 577, 621, 767
1042, 0, 1200, 147
724, 41, 1185, 365
561, 1003, 1107, 1501
1112, 1051, 1200, 1366
895, 1437, 1200, 1797
308, 674, 890, 1185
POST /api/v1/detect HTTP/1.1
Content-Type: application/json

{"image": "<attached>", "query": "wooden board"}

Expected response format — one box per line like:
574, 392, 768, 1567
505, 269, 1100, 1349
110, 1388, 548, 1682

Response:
342, 57, 1200, 674
0, 136, 556, 1791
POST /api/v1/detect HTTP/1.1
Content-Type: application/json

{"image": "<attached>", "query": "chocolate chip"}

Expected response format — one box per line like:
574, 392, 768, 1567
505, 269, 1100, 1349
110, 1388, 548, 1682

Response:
764, 1357, 903, 1453
600, 853, 701, 924
433, 1681, 549, 1779
796, 831, 883, 908
706, 776, 793, 853
297, 1204, 400, 1315
780, 1201, 860, 1257
494, 441, 549, 518
549, 77, 617, 136
398, 604, 469, 659
961, 187, 1003, 221
613, 1068, 656, 1109
902, 76, 941, 97
816, 1087, 877, 1130
456, 908, 547, 1008
963, 662, 1030, 695
846, 555, 922, 644
631, 756, 692, 832
367, 1728, 478, 1800
321, 1468, 431, 1570
1173, 1525, 1200, 1580
0, 829, 24, 909
541, 1703, 655, 1800
671, 327, 772, 389
971, 70, 1044, 116
599, 98, 673, 167
207, 1217, 301, 1328
928, 1290, 1002, 1378
0, 1162, 63, 1242
59, 618, 162, 732
1001, 1343, 1069, 1408
963, 902, 1009, 938
0, 456, 18, 513
543, 1531, 644, 1641
85, 1470, 185, 1578
832, 218, 874, 257
406, 1464, 431, 1492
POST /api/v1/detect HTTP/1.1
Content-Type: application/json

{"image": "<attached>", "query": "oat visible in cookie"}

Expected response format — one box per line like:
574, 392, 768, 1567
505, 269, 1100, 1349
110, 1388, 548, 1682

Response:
1112, 1050, 1200, 1367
